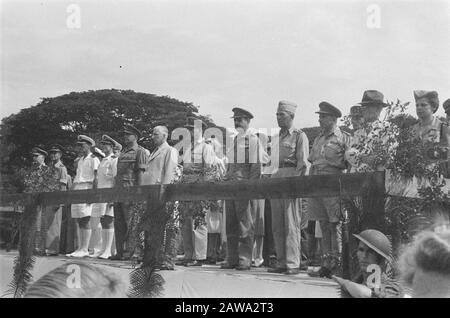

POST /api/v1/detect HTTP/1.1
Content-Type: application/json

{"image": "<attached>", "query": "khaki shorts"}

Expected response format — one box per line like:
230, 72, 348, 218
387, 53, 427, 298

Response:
307, 197, 341, 223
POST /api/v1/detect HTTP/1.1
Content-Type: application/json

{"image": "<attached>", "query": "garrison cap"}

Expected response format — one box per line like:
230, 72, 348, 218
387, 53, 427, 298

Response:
349, 105, 363, 117
77, 135, 95, 147
231, 107, 254, 119
315, 101, 342, 118
443, 99, 450, 114
48, 144, 65, 153
100, 135, 119, 147
358, 90, 388, 107
123, 124, 141, 139
414, 90, 439, 114
31, 146, 48, 157
277, 100, 297, 115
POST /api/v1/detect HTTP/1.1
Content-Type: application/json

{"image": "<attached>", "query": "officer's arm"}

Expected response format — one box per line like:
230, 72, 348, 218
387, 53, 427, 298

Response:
296, 132, 310, 176
136, 148, 147, 186
92, 157, 100, 189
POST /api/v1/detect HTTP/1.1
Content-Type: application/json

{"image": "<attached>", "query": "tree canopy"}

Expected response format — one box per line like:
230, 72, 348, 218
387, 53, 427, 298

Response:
0, 89, 215, 192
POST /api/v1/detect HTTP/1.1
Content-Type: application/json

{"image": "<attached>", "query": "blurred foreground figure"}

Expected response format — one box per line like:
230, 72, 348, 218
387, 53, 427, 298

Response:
399, 227, 450, 298
333, 229, 403, 298
24, 262, 127, 298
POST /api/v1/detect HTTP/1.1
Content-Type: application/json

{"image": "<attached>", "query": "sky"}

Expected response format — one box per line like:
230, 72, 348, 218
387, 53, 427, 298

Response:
1, 0, 450, 131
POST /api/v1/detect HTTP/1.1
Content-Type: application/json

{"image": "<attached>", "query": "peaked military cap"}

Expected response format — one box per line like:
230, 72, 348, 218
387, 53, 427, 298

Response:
358, 90, 388, 107
100, 134, 119, 147
123, 124, 141, 139
48, 144, 65, 153
31, 146, 48, 157
414, 90, 439, 113
77, 135, 95, 147
231, 107, 254, 119
315, 101, 342, 118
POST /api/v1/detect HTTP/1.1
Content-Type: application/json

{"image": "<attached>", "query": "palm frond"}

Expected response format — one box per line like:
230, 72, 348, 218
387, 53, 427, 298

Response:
4, 203, 39, 298
127, 264, 165, 298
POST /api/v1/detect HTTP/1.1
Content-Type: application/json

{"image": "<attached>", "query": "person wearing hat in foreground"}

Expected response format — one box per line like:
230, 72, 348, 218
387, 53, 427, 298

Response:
39, 144, 69, 256
333, 229, 403, 298
111, 124, 148, 261
307, 102, 351, 278
267, 101, 309, 275
221, 107, 267, 270
89, 135, 120, 259
178, 117, 222, 267
67, 135, 100, 258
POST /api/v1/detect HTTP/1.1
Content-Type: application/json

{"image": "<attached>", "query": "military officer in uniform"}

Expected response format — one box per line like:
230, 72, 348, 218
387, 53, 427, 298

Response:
111, 124, 148, 260
42, 144, 69, 255
221, 107, 266, 271
268, 101, 310, 275
307, 102, 351, 277
67, 135, 100, 258
178, 117, 222, 266
94, 135, 119, 259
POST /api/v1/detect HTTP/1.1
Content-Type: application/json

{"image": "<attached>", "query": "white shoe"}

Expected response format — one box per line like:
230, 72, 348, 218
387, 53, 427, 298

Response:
70, 250, 90, 258
66, 250, 81, 257
98, 252, 112, 259
254, 258, 264, 267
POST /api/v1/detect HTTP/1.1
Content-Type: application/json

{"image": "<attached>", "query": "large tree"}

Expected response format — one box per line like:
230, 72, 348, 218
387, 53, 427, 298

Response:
0, 89, 216, 193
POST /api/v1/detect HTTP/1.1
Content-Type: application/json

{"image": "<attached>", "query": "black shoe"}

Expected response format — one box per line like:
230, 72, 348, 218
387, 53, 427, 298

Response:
308, 266, 332, 278
159, 264, 175, 271
220, 263, 238, 269
285, 268, 300, 275
267, 267, 286, 274
235, 264, 251, 271
185, 260, 202, 267
109, 254, 124, 261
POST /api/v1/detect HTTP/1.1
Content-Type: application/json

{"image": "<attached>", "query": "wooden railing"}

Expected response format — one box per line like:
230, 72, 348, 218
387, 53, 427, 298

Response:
0, 171, 385, 206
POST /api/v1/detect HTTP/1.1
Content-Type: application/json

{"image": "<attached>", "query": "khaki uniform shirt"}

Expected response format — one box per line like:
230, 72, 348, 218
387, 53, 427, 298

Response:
270, 127, 310, 176
225, 129, 267, 181
116, 144, 147, 187
309, 127, 350, 175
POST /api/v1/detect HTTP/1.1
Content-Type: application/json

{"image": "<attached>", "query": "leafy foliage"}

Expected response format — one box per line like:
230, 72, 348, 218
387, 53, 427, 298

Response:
128, 264, 164, 298
0, 89, 215, 192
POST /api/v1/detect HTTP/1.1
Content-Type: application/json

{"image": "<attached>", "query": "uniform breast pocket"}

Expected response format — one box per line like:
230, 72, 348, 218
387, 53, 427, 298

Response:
281, 142, 295, 151
324, 142, 342, 160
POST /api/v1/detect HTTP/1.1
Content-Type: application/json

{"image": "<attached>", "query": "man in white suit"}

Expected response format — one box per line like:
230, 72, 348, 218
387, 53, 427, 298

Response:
142, 125, 179, 269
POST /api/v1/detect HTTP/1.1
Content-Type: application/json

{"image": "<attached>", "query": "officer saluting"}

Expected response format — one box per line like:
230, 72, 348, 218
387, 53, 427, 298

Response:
269, 101, 310, 275
307, 102, 350, 278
